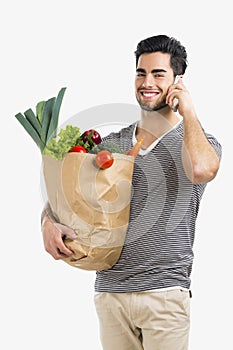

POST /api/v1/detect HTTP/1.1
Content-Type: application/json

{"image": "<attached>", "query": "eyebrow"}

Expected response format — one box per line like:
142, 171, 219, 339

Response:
136, 68, 167, 74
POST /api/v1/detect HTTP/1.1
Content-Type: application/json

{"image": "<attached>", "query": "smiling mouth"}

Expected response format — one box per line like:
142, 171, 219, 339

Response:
140, 91, 159, 99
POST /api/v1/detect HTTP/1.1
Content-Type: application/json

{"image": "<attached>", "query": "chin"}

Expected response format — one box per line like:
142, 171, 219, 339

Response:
136, 96, 167, 112
140, 102, 167, 112
140, 105, 155, 112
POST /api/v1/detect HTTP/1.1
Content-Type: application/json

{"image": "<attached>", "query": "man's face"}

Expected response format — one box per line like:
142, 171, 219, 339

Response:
135, 52, 175, 111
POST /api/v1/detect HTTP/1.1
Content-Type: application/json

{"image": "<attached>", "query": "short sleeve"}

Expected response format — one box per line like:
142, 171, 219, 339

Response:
205, 133, 222, 161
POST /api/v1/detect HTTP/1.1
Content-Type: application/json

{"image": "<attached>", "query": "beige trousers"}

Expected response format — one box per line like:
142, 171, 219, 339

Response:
94, 289, 190, 350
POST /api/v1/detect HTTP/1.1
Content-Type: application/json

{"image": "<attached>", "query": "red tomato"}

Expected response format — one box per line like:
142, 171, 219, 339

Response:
95, 150, 114, 169
69, 145, 87, 153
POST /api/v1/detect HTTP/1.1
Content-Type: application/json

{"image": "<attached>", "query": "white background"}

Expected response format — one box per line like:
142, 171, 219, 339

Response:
1, 1, 232, 349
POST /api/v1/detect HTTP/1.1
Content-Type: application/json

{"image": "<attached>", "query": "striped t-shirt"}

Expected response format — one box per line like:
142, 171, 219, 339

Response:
94, 121, 222, 293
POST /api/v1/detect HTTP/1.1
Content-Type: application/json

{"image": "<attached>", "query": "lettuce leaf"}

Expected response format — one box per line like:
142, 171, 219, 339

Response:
44, 125, 81, 160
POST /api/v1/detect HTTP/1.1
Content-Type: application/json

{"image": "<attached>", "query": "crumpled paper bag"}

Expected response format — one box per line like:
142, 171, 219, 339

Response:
42, 152, 134, 270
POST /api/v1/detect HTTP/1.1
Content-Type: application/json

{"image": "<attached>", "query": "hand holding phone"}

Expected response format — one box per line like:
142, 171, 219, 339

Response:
171, 75, 180, 112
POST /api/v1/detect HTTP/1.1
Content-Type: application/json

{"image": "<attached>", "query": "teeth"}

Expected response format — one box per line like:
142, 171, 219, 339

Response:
142, 92, 156, 97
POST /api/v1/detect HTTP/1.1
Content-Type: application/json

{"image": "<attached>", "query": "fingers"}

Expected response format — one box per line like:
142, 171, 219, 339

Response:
42, 218, 76, 260
45, 233, 74, 260
54, 223, 77, 239
166, 88, 180, 108
166, 77, 185, 108
52, 241, 74, 260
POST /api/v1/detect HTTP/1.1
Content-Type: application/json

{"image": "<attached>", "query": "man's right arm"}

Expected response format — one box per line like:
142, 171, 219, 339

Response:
41, 202, 77, 260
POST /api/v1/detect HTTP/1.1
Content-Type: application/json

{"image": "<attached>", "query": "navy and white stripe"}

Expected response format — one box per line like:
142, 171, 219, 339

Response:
95, 122, 222, 293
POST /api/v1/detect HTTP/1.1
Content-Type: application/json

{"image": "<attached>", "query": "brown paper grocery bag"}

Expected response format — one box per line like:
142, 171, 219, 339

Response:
42, 153, 134, 270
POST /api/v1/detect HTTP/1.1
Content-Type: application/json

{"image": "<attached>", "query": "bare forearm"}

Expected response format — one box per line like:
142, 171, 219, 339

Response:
182, 111, 220, 184
41, 202, 57, 225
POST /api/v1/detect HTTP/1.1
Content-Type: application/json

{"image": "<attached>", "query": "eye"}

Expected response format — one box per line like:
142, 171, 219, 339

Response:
136, 73, 146, 77
154, 74, 164, 78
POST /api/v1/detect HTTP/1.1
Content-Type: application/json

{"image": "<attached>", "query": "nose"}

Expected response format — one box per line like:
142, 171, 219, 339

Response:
142, 73, 155, 88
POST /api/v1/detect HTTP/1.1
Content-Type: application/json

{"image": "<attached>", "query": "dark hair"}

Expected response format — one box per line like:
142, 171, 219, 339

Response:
135, 35, 188, 76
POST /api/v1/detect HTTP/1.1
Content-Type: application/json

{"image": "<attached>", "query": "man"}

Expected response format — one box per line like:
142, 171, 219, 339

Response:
41, 35, 222, 349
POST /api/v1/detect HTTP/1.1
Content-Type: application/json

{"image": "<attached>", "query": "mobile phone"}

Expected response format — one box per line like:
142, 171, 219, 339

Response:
171, 75, 180, 112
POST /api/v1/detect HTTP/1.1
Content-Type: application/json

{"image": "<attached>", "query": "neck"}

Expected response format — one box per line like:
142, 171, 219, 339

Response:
139, 106, 180, 137
136, 106, 180, 148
